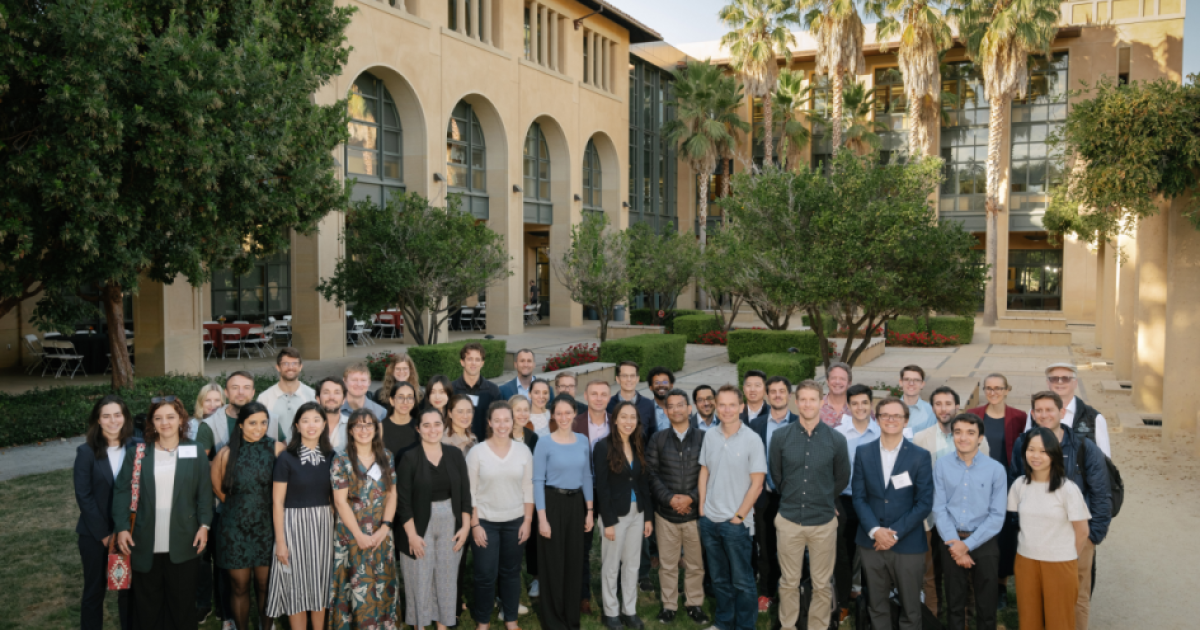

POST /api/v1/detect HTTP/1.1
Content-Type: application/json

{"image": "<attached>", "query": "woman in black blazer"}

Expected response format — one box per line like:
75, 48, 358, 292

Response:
74, 394, 139, 630
593, 401, 654, 628
395, 407, 473, 630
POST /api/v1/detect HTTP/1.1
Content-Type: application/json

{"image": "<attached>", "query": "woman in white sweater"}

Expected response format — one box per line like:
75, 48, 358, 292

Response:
466, 401, 535, 630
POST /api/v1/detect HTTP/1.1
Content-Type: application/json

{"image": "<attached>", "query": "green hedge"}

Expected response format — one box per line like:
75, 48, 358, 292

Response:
801, 314, 837, 332
888, 316, 975, 343
408, 339, 507, 384
673, 314, 723, 343
737, 353, 818, 385
727, 329, 821, 363
0, 374, 287, 448
629, 308, 704, 332
599, 334, 686, 380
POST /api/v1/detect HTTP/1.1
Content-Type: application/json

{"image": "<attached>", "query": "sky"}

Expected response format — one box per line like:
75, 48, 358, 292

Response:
606, 0, 729, 44
1185, 6, 1199, 80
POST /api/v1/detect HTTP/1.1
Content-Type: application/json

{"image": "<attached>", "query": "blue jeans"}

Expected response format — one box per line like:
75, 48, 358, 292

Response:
471, 517, 526, 624
699, 517, 756, 630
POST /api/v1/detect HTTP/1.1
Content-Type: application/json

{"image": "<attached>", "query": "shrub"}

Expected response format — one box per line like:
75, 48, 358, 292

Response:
886, 331, 960, 348
801, 314, 837, 332
366, 352, 398, 381
673, 314, 723, 343
544, 344, 600, 372
407, 338, 506, 384
599, 335, 687, 380
888, 316, 974, 343
736, 353, 818, 385
698, 329, 728, 346
727, 329, 821, 363
629, 308, 704, 332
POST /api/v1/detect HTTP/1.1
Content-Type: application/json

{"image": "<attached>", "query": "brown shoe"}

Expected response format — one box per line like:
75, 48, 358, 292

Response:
581, 600, 592, 615
650, 557, 660, 569
839, 608, 850, 623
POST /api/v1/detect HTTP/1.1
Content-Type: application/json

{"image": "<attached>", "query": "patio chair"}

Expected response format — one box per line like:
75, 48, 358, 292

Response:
203, 329, 215, 360
473, 308, 486, 331
524, 303, 540, 326
274, 319, 292, 345
221, 327, 246, 359
347, 320, 368, 346
375, 314, 397, 339
454, 308, 474, 331
244, 326, 268, 358
44, 339, 87, 378
22, 334, 46, 375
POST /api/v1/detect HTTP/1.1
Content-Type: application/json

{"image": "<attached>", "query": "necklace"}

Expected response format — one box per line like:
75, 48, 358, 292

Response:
156, 444, 178, 454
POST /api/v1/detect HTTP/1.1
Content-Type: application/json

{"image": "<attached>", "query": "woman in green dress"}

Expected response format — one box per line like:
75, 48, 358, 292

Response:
211, 401, 282, 630
329, 409, 400, 629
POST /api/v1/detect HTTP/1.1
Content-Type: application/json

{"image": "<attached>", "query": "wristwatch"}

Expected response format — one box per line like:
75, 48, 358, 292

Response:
733, 513, 743, 521
380, 521, 393, 530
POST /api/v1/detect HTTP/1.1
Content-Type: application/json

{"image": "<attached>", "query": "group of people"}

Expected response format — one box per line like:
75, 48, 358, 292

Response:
74, 342, 1113, 630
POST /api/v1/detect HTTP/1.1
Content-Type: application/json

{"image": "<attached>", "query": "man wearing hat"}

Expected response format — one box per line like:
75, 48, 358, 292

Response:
1024, 363, 1111, 457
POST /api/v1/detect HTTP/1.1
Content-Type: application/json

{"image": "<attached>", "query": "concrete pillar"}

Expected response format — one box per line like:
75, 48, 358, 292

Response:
134, 274, 203, 377
455, 0, 466, 34
529, 3, 539, 62
592, 34, 600, 88
1100, 237, 1118, 358
537, 5, 547, 64
1094, 238, 1107, 341
547, 11, 557, 70
1132, 205, 1168, 413
602, 37, 610, 91
291, 219, 347, 361
1162, 193, 1200, 440
482, 0, 492, 44
1115, 224, 1138, 380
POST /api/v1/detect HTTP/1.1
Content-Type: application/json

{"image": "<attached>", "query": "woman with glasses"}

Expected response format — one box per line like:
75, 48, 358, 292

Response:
376, 354, 423, 406
384, 382, 420, 461
329, 409, 400, 629
113, 397, 213, 630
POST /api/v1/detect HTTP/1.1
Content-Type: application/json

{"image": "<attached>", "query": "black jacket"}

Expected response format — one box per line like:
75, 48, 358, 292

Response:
593, 437, 653, 528
451, 375, 502, 441
749, 411, 798, 510
73, 439, 143, 542
606, 393, 659, 442
1010, 424, 1111, 545
644, 424, 704, 523
395, 444, 472, 558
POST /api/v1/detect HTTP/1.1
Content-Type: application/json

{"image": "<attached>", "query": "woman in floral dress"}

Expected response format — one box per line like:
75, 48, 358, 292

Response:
328, 409, 400, 629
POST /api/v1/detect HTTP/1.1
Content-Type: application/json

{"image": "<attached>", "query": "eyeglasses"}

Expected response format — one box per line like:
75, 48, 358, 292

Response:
1047, 375, 1075, 384
901, 378, 924, 385
878, 413, 906, 422
983, 387, 1009, 393
351, 423, 376, 432
151, 396, 177, 404
393, 396, 416, 403
651, 381, 672, 387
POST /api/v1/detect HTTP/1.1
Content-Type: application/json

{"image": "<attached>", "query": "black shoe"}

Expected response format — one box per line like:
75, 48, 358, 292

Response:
639, 578, 654, 593
604, 615, 624, 630
657, 609, 677, 624
685, 606, 709, 625
621, 614, 645, 629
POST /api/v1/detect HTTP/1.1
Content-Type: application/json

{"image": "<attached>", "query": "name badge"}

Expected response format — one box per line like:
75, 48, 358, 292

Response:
367, 463, 382, 481
178, 445, 198, 459
891, 471, 912, 489
467, 394, 480, 407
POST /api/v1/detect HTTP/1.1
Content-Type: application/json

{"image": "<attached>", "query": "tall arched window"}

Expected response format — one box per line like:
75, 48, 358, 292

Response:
523, 123, 552, 224
447, 100, 489, 218
346, 72, 403, 207
582, 139, 602, 212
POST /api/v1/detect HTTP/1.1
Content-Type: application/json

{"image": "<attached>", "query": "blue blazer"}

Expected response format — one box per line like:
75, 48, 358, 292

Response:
498, 378, 554, 402
606, 393, 658, 441
852, 438, 934, 554
73, 439, 143, 543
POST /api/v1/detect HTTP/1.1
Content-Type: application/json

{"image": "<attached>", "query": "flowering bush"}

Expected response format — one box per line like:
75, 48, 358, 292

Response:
831, 325, 885, 338
543, 343, 600, 372
886, 330, 960, 348
366, 352, 398, 381
698, 330, 727, 345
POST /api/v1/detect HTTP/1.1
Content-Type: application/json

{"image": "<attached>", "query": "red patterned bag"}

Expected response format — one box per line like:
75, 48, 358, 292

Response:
107, 443, 146, 590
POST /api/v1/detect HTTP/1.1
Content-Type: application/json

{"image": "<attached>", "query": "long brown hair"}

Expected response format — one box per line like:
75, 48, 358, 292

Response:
345, 409, 394, 492
548, 395, 578, 433
606, 400, 645, 473
86, 395, 134, 458
144, 398, 189, 444
381, 354, 421, 400
445, 394, 475, 439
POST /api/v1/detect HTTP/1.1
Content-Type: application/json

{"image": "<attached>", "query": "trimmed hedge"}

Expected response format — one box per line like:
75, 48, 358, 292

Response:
673, 314, 723, 343
407, 338, 507, 384
629, 308, 704, 332
0, 374, 287, 448
801, 314, 837, 332
727, 329, 821, 363
737, 353, 818, 385
888, 316, 975, 344
599, 334, 687, 380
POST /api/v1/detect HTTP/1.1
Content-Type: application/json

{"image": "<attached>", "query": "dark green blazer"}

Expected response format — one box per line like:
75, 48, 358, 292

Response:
112, 440, 214, 572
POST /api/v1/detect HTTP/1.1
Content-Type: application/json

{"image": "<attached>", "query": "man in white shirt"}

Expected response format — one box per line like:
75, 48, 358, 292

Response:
1024, 363, 1111, 457
257, 347, 315, 443
900, 365, 935, 434
833, 384, 880, 617
691, 385, 718, 431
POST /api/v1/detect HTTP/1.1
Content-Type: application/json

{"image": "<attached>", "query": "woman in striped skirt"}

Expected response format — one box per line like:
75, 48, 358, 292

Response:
267, 402, 335, 629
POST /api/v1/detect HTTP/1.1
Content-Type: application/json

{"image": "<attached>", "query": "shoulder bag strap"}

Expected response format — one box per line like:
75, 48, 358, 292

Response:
128, 444, 147, 530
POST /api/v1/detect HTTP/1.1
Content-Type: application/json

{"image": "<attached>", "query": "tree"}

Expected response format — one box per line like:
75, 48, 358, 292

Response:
820, 78, 889, 156
317, 193, 511, 346
716, 75, 752, 201
722, 151, 987, 367
798, 0, 867, 154
626, 222, 702, 322
719, 0, 800, 168
0, 0, 354, 387
949, 0, 1060, 325
870, 0, 953, 158
772, 69, 813, 171
553, 212, 632, 343
699, 228, 753, 333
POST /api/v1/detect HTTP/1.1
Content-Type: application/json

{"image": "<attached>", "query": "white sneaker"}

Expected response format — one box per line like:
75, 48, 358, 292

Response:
222, 621, 236, 630
497, 599, 530, 620
529, 579, 540, 598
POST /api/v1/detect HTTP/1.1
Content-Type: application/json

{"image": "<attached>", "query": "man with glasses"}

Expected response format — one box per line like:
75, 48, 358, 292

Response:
899, 365, 935, 435
257, 347, 315, 443
691, 385, 718, 431
1024, 363, 1111, 457
820, 362, 853, 428
553, 371, 588, 414
748, 376, 798, 615
607, 361, 658, 441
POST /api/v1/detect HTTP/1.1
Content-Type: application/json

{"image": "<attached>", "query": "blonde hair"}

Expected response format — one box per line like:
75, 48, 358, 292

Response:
194, 382, 226, 419
508, 394, 530, 440
343, 362, 370, 379
380, 354, 421, 398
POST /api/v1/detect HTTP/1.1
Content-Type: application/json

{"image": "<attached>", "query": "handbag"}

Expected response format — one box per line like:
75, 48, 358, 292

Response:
107, 443, 146, 591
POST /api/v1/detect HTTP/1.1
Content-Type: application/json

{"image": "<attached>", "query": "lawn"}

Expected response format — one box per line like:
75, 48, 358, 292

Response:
0, 469, 1021, 629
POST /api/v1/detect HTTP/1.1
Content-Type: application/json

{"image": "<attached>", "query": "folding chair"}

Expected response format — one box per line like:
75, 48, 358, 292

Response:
375, 314, 397, 339
46, 339, 87, 378
203, 329, 215, 360
22, 334, 46, 375
455, 308, 473, 331
473, 308, 487, 331
244, 326, 268, 358
274, 319, 292, 345
347, 320, 365, 347
357, 320, 375, 345
221, 327, 246, 359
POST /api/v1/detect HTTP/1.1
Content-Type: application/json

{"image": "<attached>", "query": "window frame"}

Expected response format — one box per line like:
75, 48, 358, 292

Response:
346, 71, 405, 208
446, 100, 490, 219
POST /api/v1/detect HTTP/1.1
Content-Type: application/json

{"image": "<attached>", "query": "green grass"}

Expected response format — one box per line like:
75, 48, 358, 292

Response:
1, 470, 1021, 629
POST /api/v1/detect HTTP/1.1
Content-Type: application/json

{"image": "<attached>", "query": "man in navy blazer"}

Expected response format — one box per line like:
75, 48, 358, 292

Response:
606, 361, 658, 441
748, 376, 797, 613
498, 348, 554, 400
853, 398, 934, 630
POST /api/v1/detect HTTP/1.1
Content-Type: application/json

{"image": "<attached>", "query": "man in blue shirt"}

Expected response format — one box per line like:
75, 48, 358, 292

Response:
833, 384, 880, 619
498, 348, 540, 399
932, 413, 1007, 630
899, 365, 935, 435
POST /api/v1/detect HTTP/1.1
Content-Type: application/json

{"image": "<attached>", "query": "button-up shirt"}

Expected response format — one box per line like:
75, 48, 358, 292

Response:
698, 422, 767, 531
744, 402, 767, 421
515, 378, 532, 398
835, 419, 880, 496
881, 439, 902, 487
769, 420, 850, 527
906, 398, 936, 435
585, 414, 610, 451
820, 395, 851, 428
336, 397, 387, 453
763, 410, 792, 492
933, 452, 1007, 551
654, 403, 670, 432
693, 412, 719, 432
258, 382, 315, 443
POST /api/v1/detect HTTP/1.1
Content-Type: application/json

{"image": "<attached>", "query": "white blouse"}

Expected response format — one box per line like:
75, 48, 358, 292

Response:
466, 440, 534, 523
153, 449, 178, 553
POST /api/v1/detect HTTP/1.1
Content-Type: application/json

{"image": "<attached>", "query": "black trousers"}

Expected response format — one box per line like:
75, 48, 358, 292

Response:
941, 536, 1000, 630
754, 490, 782, 599
525, 510, 539, 579
539, 490, 586, 630
834, 494, 860, 607
582, 525, 595, 601
134, 553, 199, 630
78, 535, 133, 630
997, 512, 1019, 579
206, 511, 233, 620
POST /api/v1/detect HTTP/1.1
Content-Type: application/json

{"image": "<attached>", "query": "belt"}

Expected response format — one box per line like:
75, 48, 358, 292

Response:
957, 531, 974, 539
546, 486, 582, 496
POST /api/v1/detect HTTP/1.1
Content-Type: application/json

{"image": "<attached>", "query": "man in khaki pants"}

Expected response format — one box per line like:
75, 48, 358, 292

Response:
769, 381, 851, 630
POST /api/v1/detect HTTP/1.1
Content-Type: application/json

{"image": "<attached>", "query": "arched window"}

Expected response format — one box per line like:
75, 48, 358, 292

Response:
582, 139, 602, 212
447, 100, 489, 218
346, 72, 403, 207
523, 123, 552, 224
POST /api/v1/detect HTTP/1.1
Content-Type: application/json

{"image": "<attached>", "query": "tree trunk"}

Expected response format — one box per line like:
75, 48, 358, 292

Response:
909, 93, 934, 159
599, 309, 610, 342
983, 94, 1007, 326
698, 175, 709, 311
102, 282, 134, 390
831, 70, 844, 157
762, 92, 774, 167
720, 157, 731, 202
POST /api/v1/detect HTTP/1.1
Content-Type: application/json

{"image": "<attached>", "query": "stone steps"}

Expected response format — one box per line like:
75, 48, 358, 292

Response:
998, 316, 1068, 330
990, 329, 1073, 346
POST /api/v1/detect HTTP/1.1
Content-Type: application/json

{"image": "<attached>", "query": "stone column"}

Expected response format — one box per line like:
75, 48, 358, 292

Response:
1132, 204, 1168, 413
529, 3, 539, 62
601, 37, 610, 91
537, 5, 547, 64
456, 0, 466, 34
1100, 237, 1118, 359
1162, 193, 1200, 440
1115, 224, 1138, 380
134, 274, 203, 377
291, 217, 347, 362
547, 10, 557, 70
592, 34, 600, 87
482, 0, 492, 44
1094, 239, 1107, 343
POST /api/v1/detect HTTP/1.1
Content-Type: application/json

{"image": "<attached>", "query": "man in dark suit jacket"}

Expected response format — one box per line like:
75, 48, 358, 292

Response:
606, 361, 658, 441
853, 398, 934, 630
747, 376, 797, 613
498, 348, 555, 400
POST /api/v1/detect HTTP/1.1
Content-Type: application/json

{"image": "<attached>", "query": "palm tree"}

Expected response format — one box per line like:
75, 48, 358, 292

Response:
772, 69, 813, 170
834, 79, 889, 156
719, 0, 800, 168
714, 74, 751, 205
797, 0, 866, 153
869, 0, 953, 158
950, 0, 1060, 325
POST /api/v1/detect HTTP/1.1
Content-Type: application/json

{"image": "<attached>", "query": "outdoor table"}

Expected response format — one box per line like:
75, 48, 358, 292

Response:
202, 322, 257, 354
67, 331, 133, 374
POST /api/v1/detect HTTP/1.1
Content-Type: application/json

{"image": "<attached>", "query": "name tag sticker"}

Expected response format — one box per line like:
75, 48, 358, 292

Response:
467, 394, 480, 407
892, 471, 912, 489
367, 463, 382, 481
178, 445, 198, 459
